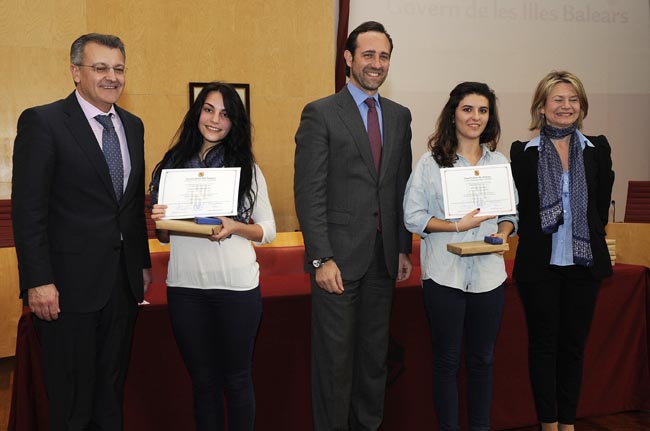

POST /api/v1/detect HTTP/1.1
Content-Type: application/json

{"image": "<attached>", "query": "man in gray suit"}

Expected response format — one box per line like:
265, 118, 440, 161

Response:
294, 21, 413, 431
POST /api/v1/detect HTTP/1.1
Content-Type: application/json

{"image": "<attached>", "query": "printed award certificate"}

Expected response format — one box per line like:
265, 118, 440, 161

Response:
440, 164, 516, 219
157, 167, 241, 219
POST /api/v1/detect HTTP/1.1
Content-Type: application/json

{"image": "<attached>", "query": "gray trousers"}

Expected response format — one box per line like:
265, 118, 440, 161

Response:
310, 233, 394, 431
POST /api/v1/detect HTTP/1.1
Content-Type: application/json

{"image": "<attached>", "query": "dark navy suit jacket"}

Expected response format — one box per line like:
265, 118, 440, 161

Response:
510, 134, 614, 281
12, 92, 151, 311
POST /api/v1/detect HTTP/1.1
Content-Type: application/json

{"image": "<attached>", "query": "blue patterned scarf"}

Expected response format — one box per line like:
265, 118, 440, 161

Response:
538, 124, 593, 266
149, 145, 248, 223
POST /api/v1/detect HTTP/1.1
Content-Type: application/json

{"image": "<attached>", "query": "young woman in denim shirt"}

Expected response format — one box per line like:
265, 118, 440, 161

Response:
403, 82, 517, 431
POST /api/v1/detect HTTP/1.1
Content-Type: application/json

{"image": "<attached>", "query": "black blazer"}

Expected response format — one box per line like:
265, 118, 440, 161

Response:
12, 92, 151, 312
510, 134, 614, 281
294, 88, 413, 279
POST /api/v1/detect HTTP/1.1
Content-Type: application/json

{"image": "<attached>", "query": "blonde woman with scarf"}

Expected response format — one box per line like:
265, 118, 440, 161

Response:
510, 71, 614, 431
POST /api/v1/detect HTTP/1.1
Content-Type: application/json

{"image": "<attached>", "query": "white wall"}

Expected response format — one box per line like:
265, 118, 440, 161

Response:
350, 0, 650, 221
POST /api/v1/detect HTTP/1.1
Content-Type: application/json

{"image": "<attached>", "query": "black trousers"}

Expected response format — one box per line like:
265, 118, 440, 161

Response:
34, 253, 137, 431
311, 232, 394, 431
517, 265, 600, 425
167, 286, 262, 431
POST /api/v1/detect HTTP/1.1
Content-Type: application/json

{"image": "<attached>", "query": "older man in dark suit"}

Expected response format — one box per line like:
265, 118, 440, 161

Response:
12, 33, 151, 431
294, 21, 413, 431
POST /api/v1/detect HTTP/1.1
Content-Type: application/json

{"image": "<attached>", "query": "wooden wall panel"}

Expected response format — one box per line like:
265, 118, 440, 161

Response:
0, 0, 334, 357
0, 0, 334, 232
83, 0, 335, 233
0, 0, 86, 199
0, 248, 21, 358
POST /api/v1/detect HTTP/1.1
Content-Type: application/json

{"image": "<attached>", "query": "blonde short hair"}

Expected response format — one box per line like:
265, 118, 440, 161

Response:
529, 71, 589, 131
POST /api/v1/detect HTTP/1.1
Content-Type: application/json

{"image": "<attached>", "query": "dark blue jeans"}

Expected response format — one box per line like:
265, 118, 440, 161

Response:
167, 286, 262, 431
423, 279, 505, 431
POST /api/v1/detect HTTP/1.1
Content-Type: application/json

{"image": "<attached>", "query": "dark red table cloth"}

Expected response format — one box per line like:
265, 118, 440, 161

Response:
9, 245, 650, 430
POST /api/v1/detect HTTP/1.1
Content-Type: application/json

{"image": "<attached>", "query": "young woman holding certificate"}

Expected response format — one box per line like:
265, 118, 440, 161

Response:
403, 82, 517, 431
149, 82, 276, 431
510, 71, 614, 431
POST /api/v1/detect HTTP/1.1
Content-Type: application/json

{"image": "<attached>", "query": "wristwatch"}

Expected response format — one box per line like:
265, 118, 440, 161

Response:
312, 256, 333, 268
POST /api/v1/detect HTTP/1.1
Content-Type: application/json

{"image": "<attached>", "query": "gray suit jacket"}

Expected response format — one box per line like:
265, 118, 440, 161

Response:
294, 87, 412, 280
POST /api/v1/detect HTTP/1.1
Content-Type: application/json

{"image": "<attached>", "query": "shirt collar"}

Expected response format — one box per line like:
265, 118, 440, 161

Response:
456, 144, 491, 164
75, 90, 118, 122
524, 130, 594, 150
346, 82, 380, 108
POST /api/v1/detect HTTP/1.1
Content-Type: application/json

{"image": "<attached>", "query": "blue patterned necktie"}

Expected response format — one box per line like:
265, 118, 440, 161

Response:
95, 114, 124, 201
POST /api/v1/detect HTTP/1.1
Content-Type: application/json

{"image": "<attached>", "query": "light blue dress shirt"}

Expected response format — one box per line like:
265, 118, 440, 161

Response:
524, 131, 594, 266
403, 146, 518, 293
346, 82, 384, 142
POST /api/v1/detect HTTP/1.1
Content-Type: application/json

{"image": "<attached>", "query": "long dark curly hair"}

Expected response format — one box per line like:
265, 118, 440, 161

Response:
150, 82, 256, 218
429, 82, 501, 168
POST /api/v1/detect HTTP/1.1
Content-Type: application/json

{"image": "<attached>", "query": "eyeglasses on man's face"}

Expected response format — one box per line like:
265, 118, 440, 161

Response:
75, 63, 127, 76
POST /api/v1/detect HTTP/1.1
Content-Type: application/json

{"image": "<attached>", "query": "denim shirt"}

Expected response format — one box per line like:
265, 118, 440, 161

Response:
403, 146, 518, 292
524, 131, 594, 266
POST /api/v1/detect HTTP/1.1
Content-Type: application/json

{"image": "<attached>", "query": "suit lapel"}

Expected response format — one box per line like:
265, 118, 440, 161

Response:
62, 93, 117, 201
334, 89, 378, 181
116, 105, 141, 204
582, 144, 597, 185
377, 96, 396, 185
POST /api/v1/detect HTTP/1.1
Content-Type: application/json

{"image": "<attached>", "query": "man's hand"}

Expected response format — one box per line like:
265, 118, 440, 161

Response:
28, 283, 60, 321
396, 253, 413, 282
143, 268, 152, 294
315, 260, 344, 295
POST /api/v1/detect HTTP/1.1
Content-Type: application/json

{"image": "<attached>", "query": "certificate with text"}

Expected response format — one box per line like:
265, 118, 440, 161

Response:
440, 164, 516, 219
158, 168, 241, 219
